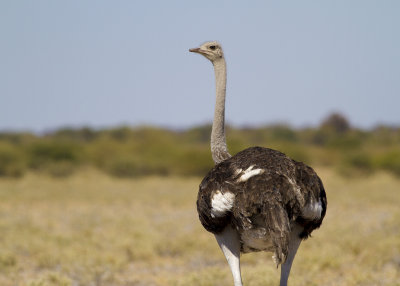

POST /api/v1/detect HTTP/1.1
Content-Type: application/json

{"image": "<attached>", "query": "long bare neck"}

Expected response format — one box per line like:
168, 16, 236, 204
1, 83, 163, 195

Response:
211, 57, 231, 164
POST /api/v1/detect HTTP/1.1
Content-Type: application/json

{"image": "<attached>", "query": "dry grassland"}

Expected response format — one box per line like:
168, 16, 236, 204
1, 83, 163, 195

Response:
0, 169, 399, 285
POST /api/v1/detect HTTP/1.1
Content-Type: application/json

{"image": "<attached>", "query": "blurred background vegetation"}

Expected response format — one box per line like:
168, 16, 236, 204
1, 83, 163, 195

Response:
0, 113, 399, 179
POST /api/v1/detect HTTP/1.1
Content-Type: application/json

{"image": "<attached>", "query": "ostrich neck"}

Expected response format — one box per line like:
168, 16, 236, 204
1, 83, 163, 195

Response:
211, 58, 231, 164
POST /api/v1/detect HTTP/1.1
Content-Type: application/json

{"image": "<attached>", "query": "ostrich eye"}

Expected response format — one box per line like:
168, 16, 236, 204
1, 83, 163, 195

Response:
209, 45, 216, 50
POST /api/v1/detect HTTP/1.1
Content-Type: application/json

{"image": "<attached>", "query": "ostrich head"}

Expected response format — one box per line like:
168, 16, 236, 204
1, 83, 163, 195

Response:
189, 41, 224, 62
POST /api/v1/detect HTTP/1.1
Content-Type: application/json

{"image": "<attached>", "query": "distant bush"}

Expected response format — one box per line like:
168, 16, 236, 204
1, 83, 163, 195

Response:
0, 143, 26, 177
377, 151, 400, 176
269, 125, 298, 142
27, 141, 82, 177
106, 156, 143, 177
340, 152, 375, 176
183, 125, 212, 144
321, 113, 351, 134
106, 155, 169, 178
28, 141, 81, 168
52, 127, 98, 142
174, 148, 213, 176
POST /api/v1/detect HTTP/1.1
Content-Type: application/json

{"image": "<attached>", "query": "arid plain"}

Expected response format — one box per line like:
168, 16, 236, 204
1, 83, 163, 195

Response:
0, 168, 399, 286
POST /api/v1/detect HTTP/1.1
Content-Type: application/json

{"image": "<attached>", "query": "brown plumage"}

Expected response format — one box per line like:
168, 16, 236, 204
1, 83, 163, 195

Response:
197, 146, 327, 264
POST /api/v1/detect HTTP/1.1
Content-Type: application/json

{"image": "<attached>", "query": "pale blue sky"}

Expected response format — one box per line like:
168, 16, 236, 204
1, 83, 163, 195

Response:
1, 1, 399, 132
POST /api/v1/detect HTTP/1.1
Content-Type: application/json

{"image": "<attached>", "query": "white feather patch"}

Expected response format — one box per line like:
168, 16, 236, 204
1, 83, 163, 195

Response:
211, 190, 235, 218
237, 165, 264, 182
302, 200, 323, 219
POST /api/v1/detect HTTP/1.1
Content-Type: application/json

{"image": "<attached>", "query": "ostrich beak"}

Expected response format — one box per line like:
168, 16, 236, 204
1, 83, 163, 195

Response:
189, 48, 202, 54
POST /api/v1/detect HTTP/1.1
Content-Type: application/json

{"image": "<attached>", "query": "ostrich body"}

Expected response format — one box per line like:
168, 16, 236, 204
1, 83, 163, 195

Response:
189, 41, 327, 286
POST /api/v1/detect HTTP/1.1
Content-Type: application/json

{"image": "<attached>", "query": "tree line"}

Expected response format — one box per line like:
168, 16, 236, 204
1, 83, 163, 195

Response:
0, 113, 399, 178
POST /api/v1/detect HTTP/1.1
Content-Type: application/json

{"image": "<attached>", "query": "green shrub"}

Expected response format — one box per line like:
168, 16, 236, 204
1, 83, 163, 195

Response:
105, 155, 169, 178
28, 141, 81, 169
106, 156, 144, 177
175, 148, 213, 176
338, 152, 375, 177
269, 125, 298, 142
377, 151, 400, 176
0, 143, 26, 177
52, 127, 98, 142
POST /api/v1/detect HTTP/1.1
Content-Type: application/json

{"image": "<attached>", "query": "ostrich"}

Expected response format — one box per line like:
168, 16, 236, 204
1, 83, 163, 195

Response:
189, 41, 327, 286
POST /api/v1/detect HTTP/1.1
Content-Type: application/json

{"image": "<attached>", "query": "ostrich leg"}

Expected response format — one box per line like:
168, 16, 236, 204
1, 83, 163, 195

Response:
215, 225, 243, 286
279, 224, 302, 286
